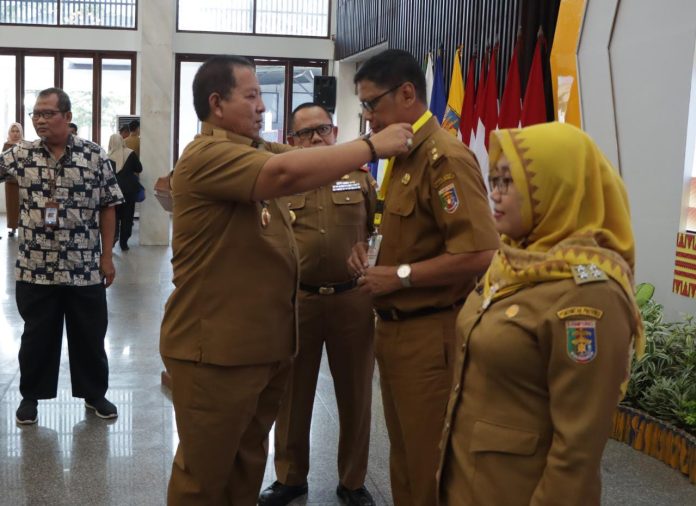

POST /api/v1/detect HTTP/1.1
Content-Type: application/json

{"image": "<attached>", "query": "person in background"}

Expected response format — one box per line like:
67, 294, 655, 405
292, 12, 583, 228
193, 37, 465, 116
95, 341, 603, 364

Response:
0, 87, 123, 426
119, 124, 130, 140
107, 133, 143, 251
259, 103, 377, 506
3, 122, 23, 238
124, 119, 140, 157
69, 123, 78, 136
348, 49, 499, 506
437, 122, 643, 506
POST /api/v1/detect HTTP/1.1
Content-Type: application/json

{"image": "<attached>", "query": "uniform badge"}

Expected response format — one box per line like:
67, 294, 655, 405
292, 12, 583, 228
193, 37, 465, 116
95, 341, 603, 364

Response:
571, 264, 608, 285
566, 320, 597, 363
401, 173, 411, 185
288, 210, 296, 224
557, 306, 603, 320
505, 304, 519, 318
437, 183, 459, 214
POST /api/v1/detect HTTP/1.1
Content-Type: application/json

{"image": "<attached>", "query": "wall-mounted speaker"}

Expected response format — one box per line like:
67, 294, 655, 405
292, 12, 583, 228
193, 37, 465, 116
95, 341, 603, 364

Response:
313, 76, 337, 113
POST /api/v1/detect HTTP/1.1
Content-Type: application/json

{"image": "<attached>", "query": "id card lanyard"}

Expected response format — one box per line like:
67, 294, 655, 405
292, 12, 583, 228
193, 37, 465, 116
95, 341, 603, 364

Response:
367, 110, 432, 266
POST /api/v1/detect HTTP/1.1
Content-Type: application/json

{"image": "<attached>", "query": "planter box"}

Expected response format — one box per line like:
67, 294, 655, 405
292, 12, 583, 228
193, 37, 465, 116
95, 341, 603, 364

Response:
612, 405, 696, 484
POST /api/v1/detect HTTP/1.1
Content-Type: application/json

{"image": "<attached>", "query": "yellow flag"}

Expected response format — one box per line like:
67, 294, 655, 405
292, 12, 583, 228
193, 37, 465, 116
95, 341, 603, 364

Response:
442, 48, 464, 137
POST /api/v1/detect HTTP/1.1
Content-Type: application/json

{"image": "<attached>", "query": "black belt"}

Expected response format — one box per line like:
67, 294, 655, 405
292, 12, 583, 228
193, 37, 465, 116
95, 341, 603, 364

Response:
299, 279, 358, 295
375, 299, 465, 322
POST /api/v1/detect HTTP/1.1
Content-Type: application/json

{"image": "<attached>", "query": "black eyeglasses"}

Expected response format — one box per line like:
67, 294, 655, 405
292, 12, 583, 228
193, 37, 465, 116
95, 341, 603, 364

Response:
360, 83, 404, 112
290, 124, 333, 140
488, 176, 514, 195
29, 110, 65, 120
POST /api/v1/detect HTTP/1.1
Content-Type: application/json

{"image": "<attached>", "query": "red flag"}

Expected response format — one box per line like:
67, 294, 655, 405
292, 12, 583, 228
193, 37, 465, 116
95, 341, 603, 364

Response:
499, 36, 521, 128
521, 32, 547, 126
483, 46, 499, 149
471, 50, 488, 144
460, 54, 477, 145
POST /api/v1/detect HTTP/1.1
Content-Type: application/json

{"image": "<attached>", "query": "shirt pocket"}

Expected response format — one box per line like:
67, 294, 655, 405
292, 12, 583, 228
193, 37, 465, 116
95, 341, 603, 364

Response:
469, 420, 543, 504
285, 194, 306, 210
331, 189, 365, 225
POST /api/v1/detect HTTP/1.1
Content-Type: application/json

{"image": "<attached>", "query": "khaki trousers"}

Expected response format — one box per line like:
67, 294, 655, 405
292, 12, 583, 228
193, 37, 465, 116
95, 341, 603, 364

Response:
274, 288, 374, 489
164, 357, 291, 506
376, 309, 457, 506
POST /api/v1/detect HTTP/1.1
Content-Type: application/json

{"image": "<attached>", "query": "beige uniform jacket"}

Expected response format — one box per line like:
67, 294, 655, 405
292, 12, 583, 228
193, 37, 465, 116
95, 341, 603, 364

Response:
160, 123, 298, 366
281, 168, 376, 285
375, 116, 499, 312
438, 276, 635, 506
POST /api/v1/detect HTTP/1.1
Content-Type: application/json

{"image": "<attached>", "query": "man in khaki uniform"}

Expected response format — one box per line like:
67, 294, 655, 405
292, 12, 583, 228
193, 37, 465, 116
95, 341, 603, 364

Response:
160, 55, 413, 505
348, 50, 500, 506
259, 103, 377, 506
124, 119, 140, 157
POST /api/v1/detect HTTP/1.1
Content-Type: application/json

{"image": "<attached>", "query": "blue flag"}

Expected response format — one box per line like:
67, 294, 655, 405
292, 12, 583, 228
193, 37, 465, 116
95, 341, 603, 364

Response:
430, 51, 446, 124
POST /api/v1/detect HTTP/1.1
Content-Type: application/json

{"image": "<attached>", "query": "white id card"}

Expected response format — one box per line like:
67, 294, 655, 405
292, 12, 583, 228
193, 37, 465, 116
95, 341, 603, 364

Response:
45, 203, 59, 227
367, 233, 383, 267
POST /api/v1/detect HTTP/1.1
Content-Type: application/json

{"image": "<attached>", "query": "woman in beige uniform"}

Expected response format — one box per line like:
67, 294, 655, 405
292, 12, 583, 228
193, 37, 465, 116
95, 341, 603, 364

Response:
3, 122, 23, 237
438, 122, 644, 506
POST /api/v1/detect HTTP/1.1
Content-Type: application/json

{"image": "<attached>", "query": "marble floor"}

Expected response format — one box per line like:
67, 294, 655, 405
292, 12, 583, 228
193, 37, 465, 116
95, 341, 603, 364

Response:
0, 217, 695, 505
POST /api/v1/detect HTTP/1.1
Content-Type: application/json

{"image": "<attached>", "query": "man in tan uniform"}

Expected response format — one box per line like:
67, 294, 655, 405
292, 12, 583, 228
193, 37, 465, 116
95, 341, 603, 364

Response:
124, 119, 140, 157
348, 49, 500, 506
259, 103, 377, 506
160, 55, 413, 506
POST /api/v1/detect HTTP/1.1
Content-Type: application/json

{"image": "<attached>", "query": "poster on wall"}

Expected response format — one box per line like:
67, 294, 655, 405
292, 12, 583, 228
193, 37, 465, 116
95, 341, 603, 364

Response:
672, 232, 696, 298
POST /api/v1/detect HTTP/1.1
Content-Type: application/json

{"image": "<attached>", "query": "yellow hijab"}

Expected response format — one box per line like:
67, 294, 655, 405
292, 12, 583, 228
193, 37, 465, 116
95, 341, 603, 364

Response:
484, 122, 644, 360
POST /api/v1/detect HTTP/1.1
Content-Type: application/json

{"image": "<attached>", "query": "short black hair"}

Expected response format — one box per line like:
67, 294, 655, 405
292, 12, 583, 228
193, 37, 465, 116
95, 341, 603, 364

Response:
354, 49, 427, 104
119, 124, 129, 133
192, 55, 256, 121
289, 102, 333, 132
128, 119, 140, 131
68, 122, 78, 131
38, 87, 71, 112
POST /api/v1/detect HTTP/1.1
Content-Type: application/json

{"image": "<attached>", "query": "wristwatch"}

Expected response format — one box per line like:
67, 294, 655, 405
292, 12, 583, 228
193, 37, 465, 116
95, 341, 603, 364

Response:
396, 264, 412, 288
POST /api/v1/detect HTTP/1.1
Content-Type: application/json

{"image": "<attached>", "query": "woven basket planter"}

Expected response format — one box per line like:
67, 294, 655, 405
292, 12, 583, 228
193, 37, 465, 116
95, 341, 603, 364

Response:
612, 405, 696, 484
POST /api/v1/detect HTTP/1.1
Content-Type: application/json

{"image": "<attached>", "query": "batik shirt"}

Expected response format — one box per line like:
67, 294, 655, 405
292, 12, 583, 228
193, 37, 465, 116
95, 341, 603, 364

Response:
0, 135, 124, 285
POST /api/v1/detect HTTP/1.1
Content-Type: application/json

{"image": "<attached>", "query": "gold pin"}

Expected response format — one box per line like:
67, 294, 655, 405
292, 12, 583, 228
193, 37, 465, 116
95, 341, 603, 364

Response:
342, 174, 350, 180
288, 210, 296, 223
401, 173, 411, 185
505, 304, 520, 318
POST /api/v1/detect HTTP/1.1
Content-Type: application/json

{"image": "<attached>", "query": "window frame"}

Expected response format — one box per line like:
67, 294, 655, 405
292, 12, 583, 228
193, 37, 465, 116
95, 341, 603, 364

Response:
173, 53, 328, 163
0, 0, 139, 30
0, 48, 137, 143
175, 0, 331, 39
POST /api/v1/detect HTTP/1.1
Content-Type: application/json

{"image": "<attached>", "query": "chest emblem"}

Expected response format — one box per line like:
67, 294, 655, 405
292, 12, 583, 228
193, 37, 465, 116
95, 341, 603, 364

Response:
566, 320, 597, 363
401, 173, 411, 185
437, 183, 459, 214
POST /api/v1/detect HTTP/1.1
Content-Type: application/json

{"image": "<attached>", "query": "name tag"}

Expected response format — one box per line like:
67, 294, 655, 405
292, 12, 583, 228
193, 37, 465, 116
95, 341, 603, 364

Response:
367, 233, 383, 267
332, 181, 361, 192
45, 201, 59, 228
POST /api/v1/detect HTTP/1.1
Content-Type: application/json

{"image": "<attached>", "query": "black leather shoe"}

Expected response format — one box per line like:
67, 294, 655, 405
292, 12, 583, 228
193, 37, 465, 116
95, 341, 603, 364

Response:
16, 399, 38, 425
258, 481, 308, 506
336, 484, 375, 506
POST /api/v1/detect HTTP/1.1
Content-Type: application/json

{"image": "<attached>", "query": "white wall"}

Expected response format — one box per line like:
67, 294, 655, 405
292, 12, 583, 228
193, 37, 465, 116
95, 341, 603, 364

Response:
579, 0, 696, 318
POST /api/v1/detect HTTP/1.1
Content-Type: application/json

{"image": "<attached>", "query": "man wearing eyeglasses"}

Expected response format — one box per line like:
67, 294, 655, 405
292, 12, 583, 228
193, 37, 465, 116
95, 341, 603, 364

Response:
0, 87, 123, 425
259, 103, 377, 506
348, 50, 500, 506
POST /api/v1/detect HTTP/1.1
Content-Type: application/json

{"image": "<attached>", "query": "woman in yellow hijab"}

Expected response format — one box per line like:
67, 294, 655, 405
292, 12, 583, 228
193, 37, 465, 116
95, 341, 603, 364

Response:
437, 122, 643, 506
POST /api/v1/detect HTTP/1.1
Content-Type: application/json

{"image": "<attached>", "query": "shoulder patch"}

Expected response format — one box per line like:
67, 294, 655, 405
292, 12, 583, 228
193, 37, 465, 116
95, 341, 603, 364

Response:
571, 264, 608, 285
437, 183, 459, 214
433, 173, 456, 188
566, 320, 597, 363
556, 306, 604, 320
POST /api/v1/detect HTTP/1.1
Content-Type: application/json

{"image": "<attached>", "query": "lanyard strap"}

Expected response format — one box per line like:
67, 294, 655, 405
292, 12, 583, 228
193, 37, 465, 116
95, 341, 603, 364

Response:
373, 110, 433, 227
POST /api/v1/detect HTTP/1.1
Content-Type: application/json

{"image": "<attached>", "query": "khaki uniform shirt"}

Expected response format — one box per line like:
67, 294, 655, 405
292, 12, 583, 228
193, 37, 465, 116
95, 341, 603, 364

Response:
281, 168, 376, 285
375, 116, 499, 311
160, 123, 298, 366
124, 135, 140, 157
438, 276, 634, 506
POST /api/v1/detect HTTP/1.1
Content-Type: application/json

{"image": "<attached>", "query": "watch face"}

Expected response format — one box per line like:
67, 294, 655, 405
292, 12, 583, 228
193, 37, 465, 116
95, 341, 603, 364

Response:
397, 264, 411, 278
